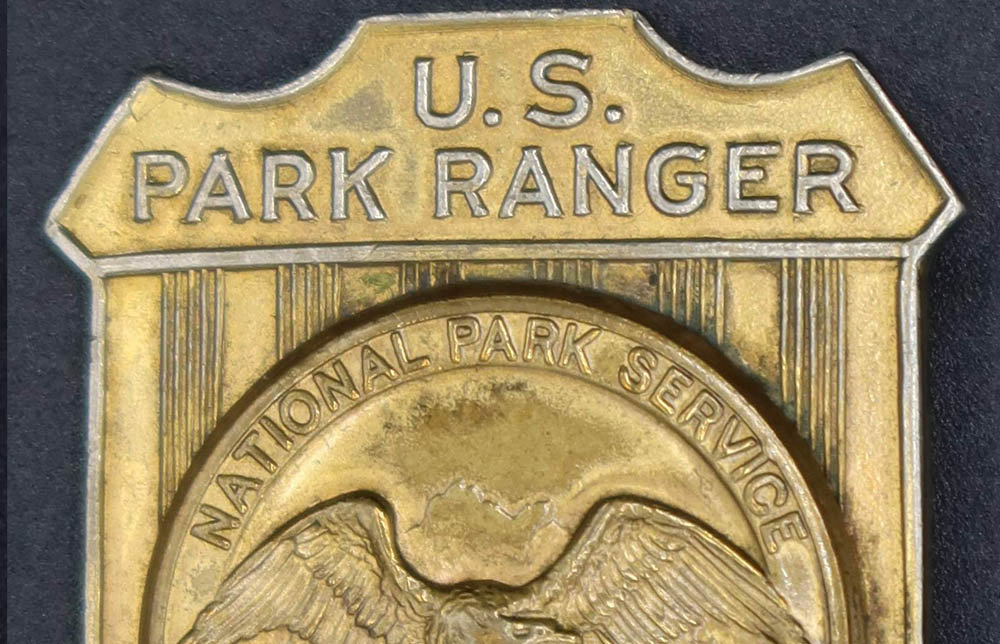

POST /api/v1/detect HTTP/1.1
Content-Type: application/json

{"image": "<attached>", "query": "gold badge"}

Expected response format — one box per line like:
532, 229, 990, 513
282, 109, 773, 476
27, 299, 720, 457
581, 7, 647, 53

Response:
47, 11, 960, 644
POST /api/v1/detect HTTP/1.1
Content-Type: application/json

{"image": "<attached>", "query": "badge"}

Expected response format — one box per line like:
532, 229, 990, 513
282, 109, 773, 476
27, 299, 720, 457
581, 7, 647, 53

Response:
46, 10, 960, 643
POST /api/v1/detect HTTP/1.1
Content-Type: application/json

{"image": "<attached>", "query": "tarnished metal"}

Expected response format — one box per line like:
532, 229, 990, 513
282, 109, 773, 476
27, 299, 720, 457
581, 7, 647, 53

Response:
46, 10, 960, 644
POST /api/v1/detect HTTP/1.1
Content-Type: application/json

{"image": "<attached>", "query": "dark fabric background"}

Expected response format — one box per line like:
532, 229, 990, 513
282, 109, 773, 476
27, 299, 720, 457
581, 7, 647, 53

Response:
7, 1, 999, 641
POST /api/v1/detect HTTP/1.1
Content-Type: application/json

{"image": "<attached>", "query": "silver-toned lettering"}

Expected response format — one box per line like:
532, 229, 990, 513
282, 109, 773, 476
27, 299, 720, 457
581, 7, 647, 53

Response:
499, 147, 562, 218
435, 149, 492, 218
727, 143, 780, 212
261, 152, 316, 222
573, 144, 632, 216
330, 147, 393, 221
646, 144, 708, 216
794, 141, 860, 213
184, 151, 252, 223
525, 50, 592, 129
414, 56, 477, 129
133, 151, 188, 222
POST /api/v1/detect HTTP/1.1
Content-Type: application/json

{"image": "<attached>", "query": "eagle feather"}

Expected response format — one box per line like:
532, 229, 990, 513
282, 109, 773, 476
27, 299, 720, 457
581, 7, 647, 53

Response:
181, 496, 808, 644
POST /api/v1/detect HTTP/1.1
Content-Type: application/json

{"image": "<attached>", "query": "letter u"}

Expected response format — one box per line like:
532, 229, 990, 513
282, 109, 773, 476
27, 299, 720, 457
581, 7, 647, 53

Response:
414, 56, 477, 129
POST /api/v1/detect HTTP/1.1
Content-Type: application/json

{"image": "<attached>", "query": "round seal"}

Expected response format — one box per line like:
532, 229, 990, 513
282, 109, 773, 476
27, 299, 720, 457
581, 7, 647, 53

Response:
146, 295, 852, 644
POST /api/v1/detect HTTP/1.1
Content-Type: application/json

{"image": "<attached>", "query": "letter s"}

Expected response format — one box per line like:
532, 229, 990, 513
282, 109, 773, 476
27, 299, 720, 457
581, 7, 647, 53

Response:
618, 346, 658, 394
525, 50, 591, 129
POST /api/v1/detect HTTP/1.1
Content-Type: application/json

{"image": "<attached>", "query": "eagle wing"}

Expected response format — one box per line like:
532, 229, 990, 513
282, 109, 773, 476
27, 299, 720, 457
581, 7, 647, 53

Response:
181, 496, 437, 644
517, 498, 807, 643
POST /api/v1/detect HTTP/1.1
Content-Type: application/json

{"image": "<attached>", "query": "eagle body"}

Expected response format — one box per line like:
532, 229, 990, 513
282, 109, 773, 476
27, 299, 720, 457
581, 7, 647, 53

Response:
181, 497, 808, 644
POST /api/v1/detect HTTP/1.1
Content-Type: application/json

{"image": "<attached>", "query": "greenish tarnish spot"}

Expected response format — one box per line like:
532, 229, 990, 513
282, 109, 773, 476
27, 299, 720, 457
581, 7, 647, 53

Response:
362, 272, 397, 293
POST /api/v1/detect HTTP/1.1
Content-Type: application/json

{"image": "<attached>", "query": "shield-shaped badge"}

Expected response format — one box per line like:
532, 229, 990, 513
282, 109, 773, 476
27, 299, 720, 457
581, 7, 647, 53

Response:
46, 11, 961, 644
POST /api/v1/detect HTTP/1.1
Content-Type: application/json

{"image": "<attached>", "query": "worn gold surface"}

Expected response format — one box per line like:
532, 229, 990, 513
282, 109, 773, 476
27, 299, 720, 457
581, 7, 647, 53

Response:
148, 295, 853, 644
53, 13, 944, 257
47, 10, 961, 644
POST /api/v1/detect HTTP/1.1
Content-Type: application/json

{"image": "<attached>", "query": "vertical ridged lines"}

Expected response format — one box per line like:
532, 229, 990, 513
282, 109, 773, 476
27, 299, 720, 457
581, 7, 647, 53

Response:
530, 259, 602, 288
159, 269, 224, 516
526, 258, 723, 341
277, 262, 470, 360
399, 261, 464, 294
655, 258, 726, 343
780, 258, 846, 494
276, 264, 343, 359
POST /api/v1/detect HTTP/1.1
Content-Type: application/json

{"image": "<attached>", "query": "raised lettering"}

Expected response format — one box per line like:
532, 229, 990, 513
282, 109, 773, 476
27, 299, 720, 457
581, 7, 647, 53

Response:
743, 472, 789, 516
573, 143, 632, 216
257, 416, 293, 451
794, 141, 860, 213
330, 147, 393, 221
650, 365, 694, 416
360, 344, 399, 393
761, 511, 809, 554
391, 330, 430, 373
618, 346, 658, 394
190, 504, 240, 550
435, 149, 492, 218
216, 474, 261, 515
525, 50, 592, 128
558, 323, 601, 375
312, 359, 361, 411
646, 144, 708, 216
278, 389, 321, 435
133, 151, 188, 222
414, 56, 477, 129
678, 389, 725, 441
447, 316, 481, 363
523, 317, 559, 365
500, 147, 562, 218
184, 151, 252, 223
727, 142, 780, 212
231, 430, 278, 474
712, 416, 759, 459
261, 151, 317, 221
479, 315, 518, 362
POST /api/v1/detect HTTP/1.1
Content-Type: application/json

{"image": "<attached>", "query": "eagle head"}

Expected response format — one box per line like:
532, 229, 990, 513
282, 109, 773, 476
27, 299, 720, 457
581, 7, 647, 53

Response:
429, 589, 581, 644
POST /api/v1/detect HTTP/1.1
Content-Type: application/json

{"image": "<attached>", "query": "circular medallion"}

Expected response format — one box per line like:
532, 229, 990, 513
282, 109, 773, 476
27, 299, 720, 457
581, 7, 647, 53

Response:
147, 295, 850, 644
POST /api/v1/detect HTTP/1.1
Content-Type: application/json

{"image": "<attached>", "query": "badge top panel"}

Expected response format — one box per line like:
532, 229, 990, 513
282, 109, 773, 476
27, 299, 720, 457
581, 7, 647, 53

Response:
45, 10, 961, 644
49, 11, 951, 260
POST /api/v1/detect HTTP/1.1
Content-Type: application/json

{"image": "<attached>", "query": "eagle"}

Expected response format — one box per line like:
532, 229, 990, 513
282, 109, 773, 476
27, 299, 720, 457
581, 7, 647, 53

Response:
181, 495, 808, 644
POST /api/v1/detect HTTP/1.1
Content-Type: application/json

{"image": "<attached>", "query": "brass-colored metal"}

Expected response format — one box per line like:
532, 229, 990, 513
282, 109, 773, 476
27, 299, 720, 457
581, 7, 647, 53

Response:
46, 10, 960, 644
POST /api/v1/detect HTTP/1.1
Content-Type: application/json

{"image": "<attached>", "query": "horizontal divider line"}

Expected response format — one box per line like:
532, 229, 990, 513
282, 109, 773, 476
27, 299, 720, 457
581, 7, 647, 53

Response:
92, 240, 907, 277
